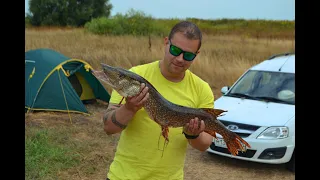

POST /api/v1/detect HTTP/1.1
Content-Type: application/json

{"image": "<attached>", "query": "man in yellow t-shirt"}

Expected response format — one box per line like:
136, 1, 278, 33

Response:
103, 21, 215, 180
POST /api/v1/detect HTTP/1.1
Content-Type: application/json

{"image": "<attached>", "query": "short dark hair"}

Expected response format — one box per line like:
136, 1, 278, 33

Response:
168, 21, 202, 50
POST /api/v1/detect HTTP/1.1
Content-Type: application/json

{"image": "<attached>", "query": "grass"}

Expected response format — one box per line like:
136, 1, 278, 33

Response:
25, 27, 295, 180
25, 128, 81, 179
25, 106, 119, 180
25, 28, 295, 94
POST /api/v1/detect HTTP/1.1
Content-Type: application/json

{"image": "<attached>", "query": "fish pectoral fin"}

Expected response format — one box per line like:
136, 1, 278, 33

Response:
201, 108, 228, 117
158, 125, 170, 158
161, 126, 169, 142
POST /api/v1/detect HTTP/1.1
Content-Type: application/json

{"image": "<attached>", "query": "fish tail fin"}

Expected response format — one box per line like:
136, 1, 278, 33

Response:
202, 108, 251, 156
224, 132, 251, 156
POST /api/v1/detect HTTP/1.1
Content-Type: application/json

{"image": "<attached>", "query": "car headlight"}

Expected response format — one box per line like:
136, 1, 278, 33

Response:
257, 127, 289, 139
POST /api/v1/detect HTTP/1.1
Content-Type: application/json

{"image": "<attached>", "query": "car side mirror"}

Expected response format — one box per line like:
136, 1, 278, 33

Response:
221, 86, 229, 95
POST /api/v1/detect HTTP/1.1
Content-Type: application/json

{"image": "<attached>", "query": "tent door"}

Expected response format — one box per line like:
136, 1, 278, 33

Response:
68, 72, 96, 103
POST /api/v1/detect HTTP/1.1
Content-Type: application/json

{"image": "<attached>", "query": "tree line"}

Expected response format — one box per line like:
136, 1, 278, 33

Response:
26, 0, 112, 27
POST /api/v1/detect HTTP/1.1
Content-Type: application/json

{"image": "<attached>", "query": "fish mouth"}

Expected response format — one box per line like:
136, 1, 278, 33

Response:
101, 63, 118, 72
100, 63, 117, 79
103, 75, 116, 88
92, 66, 116, 88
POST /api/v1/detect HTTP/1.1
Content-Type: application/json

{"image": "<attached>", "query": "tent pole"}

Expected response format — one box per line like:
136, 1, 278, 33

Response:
58, 69, 73, 124
25, 67, 36, 119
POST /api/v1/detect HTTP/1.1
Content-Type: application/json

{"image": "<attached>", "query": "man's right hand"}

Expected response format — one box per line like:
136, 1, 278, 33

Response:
124, 83, 150, 113
103, 83, 149, 134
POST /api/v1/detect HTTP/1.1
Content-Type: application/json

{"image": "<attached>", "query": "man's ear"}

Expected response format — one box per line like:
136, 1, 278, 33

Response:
164, 37, 169, 45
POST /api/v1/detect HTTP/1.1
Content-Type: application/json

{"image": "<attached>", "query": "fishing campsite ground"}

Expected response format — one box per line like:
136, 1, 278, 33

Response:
25, 27, 295, 180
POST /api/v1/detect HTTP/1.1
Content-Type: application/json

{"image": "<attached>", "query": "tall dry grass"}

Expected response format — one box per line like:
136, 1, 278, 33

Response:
25, 28, 294, 98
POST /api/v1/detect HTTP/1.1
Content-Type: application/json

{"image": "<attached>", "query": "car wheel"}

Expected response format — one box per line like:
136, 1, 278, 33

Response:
285, 150, 295, 172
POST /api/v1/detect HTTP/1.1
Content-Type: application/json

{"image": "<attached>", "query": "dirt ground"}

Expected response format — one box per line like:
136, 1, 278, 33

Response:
184, 147, 294, 180
25, 103, 295, 180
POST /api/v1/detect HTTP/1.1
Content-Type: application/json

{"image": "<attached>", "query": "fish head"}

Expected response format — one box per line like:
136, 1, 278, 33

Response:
100, 63, 141, 97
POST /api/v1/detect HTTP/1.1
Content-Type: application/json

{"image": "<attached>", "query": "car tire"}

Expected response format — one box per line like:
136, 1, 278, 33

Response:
285, 150, 295, 172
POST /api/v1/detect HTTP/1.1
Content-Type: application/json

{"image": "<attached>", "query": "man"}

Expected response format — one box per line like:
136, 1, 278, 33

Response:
103, 21, 215, 180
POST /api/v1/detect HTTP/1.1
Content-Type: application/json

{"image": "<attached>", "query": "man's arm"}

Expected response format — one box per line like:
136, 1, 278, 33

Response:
184, 82, 215, 151
103, 103, 136, 135
103, 83, 149, 135
188, 132, 213, 152
183, 118, 213, 151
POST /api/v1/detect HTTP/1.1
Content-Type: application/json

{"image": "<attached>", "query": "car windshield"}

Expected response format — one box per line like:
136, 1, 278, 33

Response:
226, 70, 295, 105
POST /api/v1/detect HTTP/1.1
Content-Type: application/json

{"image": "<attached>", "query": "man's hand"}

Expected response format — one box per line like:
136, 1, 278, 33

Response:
183, 117, 205, 136
124, 83, 149, 113
183, 117, 213, 151
103, 83, 149, 134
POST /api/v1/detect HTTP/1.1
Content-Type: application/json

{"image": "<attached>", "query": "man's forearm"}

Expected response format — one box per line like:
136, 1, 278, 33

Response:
103, 105, 136, 135
188, 132, 213, 151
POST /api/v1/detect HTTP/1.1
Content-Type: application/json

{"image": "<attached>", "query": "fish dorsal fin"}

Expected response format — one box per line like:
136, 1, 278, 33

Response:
202, 108, 228, 117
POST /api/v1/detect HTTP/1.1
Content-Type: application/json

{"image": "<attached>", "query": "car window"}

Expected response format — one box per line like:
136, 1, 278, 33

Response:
231, 71, 257, 93
227, 70, 295, 104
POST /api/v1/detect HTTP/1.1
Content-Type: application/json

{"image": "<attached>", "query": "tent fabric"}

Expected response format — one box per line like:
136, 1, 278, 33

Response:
25, 48, 110, 114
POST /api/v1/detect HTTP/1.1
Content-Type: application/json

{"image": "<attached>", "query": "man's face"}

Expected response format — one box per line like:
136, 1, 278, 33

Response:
163, 32, 200, 75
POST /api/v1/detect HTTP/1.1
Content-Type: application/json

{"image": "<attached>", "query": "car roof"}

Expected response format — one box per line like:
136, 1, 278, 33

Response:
250, 53, 295, 73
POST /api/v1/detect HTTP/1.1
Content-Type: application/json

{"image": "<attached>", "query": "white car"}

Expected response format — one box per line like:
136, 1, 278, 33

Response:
207, 53, 295, 172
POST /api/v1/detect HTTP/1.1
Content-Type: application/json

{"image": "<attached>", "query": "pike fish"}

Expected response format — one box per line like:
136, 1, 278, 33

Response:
93, 63, 251, 156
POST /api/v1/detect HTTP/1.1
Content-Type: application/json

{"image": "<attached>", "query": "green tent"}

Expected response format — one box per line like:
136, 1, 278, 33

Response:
25, 48, 110, 115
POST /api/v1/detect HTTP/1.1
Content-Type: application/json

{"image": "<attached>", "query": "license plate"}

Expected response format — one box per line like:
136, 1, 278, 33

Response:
214, 138, 227, 148
214, 138, 247, 151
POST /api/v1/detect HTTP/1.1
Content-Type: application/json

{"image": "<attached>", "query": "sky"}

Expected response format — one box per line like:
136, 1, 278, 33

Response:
25, 0, 295, 21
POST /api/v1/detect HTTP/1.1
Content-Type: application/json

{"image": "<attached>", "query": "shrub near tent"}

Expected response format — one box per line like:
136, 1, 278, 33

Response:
25, 48, 110, 115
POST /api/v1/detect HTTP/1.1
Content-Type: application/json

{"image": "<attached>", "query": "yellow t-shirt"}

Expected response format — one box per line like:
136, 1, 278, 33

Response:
107, 60, 214, 180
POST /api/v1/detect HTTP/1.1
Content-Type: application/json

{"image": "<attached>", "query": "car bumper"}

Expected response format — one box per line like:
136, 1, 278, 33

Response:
206, 136, 295, 164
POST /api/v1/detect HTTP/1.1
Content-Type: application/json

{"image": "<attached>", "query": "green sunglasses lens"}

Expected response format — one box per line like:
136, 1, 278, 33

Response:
184, 52, 196, 61
169, 42, 197, 61
170, 45, 182, 56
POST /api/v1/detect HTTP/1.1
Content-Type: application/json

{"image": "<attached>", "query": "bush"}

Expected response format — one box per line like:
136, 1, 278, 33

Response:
84, 16, 124, 35
84, 9, 295, 39
85, 9, 154, 36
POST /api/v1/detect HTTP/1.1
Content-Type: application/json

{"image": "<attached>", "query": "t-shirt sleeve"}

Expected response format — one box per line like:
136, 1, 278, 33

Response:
108, 67, 138, 105
197, 82, 215, 109
109, 89, 124, 105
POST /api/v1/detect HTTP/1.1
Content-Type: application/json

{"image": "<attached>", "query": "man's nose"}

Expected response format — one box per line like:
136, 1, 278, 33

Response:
176, 53, 184, 62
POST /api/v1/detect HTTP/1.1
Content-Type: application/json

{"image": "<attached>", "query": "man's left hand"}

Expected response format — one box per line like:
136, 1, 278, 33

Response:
183, 117, 205, 136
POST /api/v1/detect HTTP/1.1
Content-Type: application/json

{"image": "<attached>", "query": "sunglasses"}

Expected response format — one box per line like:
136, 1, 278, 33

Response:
169, 40, 197, 61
